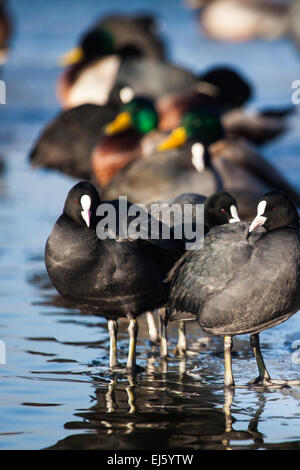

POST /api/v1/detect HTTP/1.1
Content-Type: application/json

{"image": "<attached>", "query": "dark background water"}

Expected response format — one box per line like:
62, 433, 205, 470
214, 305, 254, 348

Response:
0, 0, 300, 451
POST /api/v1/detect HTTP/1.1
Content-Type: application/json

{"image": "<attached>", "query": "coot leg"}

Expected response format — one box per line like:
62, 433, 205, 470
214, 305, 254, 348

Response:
127, 317, 139, 370
174, 321, 198, 357
175, 321, 187, 357
224, 335, 235, 387
108, 320, 119, 369
248, 333, 300, 387
248, 333, 271, 385
146, 311, 159, 344
159, 307, 168, 358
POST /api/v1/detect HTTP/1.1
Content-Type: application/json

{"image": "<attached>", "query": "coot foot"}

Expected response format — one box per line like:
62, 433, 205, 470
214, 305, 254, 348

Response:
247, 376, 300, 389
248, 334, 300, 388
109, 363, 144, 374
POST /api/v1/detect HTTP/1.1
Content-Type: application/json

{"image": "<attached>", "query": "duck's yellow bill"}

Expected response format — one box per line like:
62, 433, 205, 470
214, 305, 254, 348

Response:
157, 126, 187, 152
59, 47, 84, 67
105, 112, 132, 135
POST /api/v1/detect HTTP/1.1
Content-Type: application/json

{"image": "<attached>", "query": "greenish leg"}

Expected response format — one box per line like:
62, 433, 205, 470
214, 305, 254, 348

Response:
248, 333, 271, 384
247, 333, 300, 388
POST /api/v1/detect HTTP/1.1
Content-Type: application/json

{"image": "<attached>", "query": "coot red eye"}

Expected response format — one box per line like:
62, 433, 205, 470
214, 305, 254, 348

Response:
75, 199, 79, 205
221, 208, 226, 214
272, 206, 277, 211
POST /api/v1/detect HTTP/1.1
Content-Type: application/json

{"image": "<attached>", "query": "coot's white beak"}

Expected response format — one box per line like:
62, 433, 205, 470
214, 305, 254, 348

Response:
249, 215, 267, 233
249, 200, 267, 233
81, 194, 92, 228
229, 205, 240, 224
191, 143, 205, 173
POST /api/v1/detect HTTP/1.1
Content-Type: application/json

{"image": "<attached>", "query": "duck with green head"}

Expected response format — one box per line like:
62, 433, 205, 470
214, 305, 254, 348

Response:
57, 13, 196, 109
156, 106, 225, 151
91, 96, 163, 187
58, 13, 165, 108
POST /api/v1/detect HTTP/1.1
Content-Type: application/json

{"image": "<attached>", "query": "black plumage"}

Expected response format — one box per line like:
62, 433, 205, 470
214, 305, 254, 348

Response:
30, 103, 118, 179
167, 191, 300, 386
101, 142, 222, 204
45, 181, 181, 369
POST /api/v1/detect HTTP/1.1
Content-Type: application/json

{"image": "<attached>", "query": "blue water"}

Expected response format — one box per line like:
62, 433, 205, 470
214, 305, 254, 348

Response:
0, 0, 300, 450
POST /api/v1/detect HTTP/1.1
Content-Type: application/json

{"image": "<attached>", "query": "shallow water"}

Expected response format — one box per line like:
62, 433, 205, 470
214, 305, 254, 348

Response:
0, 0, 300, 451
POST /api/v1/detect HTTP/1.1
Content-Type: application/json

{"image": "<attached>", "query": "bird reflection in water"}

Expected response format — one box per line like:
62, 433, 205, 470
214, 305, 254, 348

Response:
105, 374, 136, 415
221, 387, 265, 450
45, 357, 275, 450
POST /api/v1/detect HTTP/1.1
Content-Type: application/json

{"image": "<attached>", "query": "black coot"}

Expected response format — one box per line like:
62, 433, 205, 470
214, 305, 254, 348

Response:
45, 181, 181, 370
167, 191, 300, 387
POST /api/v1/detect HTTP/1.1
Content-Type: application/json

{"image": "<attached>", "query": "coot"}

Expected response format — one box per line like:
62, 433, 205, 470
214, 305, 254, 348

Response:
45, 181, 182, 370
167, 191, 300, 387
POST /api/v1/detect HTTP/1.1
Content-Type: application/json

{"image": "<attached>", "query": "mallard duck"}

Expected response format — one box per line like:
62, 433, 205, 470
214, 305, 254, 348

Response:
167, 191, 300, 387
91, 96, 165, 187
57, 13, 196, 109
57, 13, 168, 105
59, 13, 167, 70
58, 55, 197, 109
